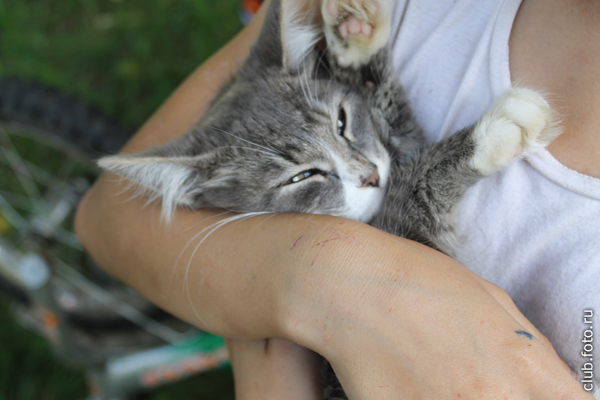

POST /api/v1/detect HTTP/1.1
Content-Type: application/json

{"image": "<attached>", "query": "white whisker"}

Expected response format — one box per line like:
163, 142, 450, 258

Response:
210, 126, 284, 156
180, 212, 271, 325
302, 58, 315, 106
314, 47, 330, 103
255, 213, 279, 228
183, 210, 233, 232
298, 68, 312, 107
171, 212, 236, 284
224, 146, 279, 158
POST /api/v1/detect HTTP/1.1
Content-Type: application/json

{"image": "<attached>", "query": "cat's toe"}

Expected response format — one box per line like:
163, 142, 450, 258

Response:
470, 88, 562, 175
501, 88, 561, 154
338, 15, 373, 39
322, 0, 391, 68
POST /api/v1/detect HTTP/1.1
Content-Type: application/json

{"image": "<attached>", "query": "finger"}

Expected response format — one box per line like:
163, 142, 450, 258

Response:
525, 341, 596, 400
481, 281, 575, 376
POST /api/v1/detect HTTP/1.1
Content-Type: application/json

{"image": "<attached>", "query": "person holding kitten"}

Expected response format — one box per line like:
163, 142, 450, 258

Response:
75, 0, 599, 398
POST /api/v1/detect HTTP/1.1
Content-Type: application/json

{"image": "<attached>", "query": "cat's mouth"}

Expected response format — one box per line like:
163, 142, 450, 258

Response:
342, 155, 390, 223
342, 182, 387, 223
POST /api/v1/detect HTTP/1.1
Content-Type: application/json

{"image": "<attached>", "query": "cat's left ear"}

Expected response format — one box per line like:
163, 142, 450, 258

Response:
97, 145, 229, 221
243, 0, 321, 72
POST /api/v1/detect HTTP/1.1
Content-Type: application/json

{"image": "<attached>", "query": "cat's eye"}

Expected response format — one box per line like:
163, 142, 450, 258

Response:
286, 169, 323, 185
337, 107, 347, 137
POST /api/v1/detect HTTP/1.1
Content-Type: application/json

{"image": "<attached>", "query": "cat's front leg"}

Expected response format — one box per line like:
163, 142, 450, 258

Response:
374, 88, 561, 254
321, 0, 391, 68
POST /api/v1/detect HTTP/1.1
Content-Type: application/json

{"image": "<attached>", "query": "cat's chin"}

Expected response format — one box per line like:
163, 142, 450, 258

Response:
342, 184, 386, 223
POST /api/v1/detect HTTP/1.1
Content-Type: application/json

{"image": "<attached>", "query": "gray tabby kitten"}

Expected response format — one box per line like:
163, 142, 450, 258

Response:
99, 0, 559, 398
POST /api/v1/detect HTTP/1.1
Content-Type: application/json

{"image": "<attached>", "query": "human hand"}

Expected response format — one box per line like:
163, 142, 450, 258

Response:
278, 221, 590, 399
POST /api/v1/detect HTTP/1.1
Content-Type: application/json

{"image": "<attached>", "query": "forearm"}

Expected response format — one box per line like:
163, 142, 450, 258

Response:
78, 177, 371, 339
74, 0, 285, 337
73, 0, 408, 342
71, 0, 365, 340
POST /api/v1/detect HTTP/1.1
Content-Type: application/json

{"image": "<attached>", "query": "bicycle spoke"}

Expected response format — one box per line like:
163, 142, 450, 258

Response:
0, 190, 39, 212
55, 260, 196, 344
0, 146, 66, 192
0, 131, 42, 207
0, 193, 27, 232
54, 228, 83, 251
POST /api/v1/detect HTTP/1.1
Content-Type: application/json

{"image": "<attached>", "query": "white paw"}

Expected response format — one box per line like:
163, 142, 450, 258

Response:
470, 88, 561, 175
321, 0, 391, 68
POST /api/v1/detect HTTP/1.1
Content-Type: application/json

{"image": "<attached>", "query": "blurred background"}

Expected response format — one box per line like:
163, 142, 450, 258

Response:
0, 0, 245, 129
0, 0, 262, 398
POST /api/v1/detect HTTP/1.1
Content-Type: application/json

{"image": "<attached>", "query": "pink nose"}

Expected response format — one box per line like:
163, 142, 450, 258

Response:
360, 167, 379, 188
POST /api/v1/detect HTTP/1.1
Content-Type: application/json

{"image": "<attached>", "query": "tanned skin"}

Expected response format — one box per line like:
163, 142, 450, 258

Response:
75, 0, 596, 398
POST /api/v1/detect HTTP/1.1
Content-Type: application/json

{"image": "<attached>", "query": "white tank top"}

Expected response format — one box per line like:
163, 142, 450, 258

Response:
389, 0, 600, 387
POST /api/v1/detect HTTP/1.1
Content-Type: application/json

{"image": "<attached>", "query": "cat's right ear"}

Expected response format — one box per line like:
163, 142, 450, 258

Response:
243, 0, 321, 72
97, 145, 232, 222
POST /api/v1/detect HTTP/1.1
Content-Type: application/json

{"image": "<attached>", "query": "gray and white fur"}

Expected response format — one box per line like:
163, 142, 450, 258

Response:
99, 0, 560, 398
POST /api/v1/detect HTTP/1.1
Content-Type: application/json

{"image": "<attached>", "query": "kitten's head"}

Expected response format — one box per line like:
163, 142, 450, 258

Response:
99, 0, 391, 223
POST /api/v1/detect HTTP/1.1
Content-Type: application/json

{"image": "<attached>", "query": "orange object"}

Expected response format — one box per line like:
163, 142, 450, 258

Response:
43, 311, 59, 329
243, 0, 263, 14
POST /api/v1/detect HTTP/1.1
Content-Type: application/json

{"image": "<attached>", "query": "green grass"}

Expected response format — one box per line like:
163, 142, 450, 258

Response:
0, 297, 88, 400
0, 297, 236, 400
0, 0, 244, 398
0, 0, 243, 129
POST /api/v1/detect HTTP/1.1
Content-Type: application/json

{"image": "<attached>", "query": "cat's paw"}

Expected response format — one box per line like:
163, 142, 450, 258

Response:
470, 88, 561, 175
321, 0, 391, 68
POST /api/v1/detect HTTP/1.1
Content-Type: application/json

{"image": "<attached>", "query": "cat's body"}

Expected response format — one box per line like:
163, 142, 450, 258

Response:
99, 0, 559, 398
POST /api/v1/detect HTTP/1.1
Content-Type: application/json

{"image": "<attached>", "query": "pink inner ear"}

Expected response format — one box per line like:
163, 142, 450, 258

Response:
279, 0, 321, 70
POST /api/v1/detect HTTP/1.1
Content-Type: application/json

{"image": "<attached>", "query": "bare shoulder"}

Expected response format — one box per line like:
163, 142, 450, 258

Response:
509, 0, 600, 178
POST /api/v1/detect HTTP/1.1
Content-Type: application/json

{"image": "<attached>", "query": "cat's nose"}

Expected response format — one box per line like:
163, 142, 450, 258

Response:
360, 167, 379, 188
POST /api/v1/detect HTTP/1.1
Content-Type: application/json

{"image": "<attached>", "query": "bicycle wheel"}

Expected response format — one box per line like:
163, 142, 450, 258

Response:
0, 77, 185, 342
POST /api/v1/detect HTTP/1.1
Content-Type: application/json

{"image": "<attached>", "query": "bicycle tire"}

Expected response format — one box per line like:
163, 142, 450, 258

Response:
0, 274, 30, 306
0, 76, 177, 337
0, 77, 131, 156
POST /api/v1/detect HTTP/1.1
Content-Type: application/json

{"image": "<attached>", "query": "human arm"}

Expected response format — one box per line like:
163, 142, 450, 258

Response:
74, 1, 590, 398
